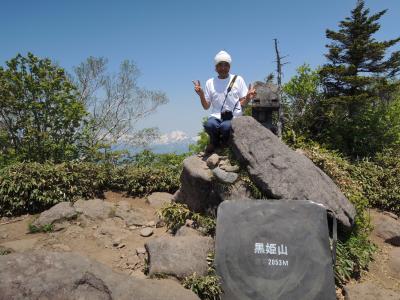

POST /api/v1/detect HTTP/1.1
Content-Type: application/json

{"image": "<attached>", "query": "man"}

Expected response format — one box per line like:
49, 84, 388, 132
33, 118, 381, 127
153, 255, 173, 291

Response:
194, 50, 256, 153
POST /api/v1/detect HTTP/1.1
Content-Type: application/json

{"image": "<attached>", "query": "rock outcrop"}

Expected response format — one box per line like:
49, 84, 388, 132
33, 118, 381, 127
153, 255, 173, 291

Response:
0, 251, 200, 300
173, 154, 249, 213
230, 116, 356, 229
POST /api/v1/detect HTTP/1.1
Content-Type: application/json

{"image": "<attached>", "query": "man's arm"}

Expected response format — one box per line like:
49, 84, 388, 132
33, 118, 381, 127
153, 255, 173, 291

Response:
240, 84, 256, 107
194, 83, 210, 110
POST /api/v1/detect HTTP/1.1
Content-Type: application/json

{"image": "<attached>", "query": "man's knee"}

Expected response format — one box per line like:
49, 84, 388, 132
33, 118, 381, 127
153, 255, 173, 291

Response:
204, 118, 219, 132
219, 120, 232, 134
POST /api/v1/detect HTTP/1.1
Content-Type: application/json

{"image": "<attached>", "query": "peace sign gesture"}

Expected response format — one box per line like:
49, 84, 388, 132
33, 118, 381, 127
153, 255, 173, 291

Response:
247, 83, 257, 100
192, 80, 204, 97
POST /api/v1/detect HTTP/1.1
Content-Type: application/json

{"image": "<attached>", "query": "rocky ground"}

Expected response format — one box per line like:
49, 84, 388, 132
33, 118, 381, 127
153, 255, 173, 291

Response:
0, 191, 170, 279
0, 191, 399, 299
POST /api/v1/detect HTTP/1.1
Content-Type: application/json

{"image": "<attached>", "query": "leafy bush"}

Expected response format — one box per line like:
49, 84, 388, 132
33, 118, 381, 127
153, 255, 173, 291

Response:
335, 233, 376, 286
352, 148, 400, 216
183, 273, 222, 300
183, 252, 222, 300
159, 203, 216, 235
132, 150, 187, 170
0, 162, 107, 216
109, 165, 180, 197
28, 223, 54, 233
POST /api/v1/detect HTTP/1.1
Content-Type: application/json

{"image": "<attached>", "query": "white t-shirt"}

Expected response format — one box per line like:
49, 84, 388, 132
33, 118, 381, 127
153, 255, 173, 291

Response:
204, 74, 248, 120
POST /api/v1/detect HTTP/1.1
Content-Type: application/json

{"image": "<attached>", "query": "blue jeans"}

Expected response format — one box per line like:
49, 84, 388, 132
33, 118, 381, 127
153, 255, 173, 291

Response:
204, 117, 232, 147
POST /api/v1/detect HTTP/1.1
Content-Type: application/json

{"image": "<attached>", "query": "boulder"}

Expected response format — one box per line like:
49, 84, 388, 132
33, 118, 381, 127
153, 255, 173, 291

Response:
32, 201, 77, 227
74, 199, 114, 220
146, 192, 174, 209
231, 116, 356, 229
173, 155, 219, 212
0, 251, 200, 300
145, 236, 214, 278
174, 155, 253, 212
372, 210, 400, 246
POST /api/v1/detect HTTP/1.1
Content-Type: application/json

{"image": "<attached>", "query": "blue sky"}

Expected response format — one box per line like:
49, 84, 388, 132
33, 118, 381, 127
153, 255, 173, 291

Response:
1, 0, 399, 138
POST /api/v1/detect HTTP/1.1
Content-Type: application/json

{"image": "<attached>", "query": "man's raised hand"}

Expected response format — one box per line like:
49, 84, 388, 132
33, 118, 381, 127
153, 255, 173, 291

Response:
247, 83, 257, 100
193, 80, 204, 96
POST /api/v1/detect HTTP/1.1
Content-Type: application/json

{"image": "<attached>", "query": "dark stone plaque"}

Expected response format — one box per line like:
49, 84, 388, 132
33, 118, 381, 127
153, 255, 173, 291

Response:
215, 199, 336, 300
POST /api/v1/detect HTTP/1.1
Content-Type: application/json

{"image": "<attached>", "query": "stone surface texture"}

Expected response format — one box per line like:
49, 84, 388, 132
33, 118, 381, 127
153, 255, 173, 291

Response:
145, 236, 214, 278
32, 201, 77, 227
0, 251, 200, 300
231, 116, 356, 229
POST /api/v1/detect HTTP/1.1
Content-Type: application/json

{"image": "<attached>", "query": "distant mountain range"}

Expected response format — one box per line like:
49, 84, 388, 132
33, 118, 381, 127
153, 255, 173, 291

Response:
114, 130, 199, 154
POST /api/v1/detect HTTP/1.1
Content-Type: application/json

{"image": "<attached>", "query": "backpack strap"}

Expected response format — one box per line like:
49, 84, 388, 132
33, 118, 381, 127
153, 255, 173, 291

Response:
220, 75, 238, 113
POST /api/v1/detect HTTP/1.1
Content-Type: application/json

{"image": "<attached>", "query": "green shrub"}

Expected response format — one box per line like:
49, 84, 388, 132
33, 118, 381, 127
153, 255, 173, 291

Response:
109, 165, 180, 197
159, 203, 216, 235
335, 233, 376, 286
0, 162, 107, 217
28, 223, 54, 233
352, 148, 400, 216
183, 273, 222, 300
132, 150, 187, 170
183, 252, 222, 300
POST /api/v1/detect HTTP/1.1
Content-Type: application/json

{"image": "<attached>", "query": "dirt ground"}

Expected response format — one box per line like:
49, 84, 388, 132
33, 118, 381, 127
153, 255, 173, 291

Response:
0, 191, 172, 278
0, 195, 399, 298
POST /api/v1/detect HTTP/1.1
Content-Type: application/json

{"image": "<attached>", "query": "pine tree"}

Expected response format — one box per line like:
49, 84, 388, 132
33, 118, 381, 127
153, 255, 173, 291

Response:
319, 0, 400, 156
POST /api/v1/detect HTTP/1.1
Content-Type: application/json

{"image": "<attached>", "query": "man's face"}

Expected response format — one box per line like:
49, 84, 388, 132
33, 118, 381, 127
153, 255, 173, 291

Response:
215, 62, 230, 78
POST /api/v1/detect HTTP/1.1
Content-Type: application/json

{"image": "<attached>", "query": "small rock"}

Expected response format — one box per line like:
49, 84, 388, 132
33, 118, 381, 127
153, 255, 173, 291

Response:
140, 228, 153, 237
129, 225, 137, 230
221, 164, 240, 172
146, 221, 156, 227
185, 219, 195, 227
92, 226, 97, 230
175, 226, 203, 237
206, 154, 220, 169
213, 167, 239, 184
136, 247, 147, 255
1, 234, 9, 239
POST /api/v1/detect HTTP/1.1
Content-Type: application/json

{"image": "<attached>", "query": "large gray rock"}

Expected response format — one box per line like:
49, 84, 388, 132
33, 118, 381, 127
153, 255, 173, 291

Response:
74, 199, 114, 220
145, 236, 214, 278
32, 201, 77, 227
345, 282, 399, 300
0, 251, 199, 300
372, 210, 400, 246
173, 155, 219, 212
174, 155, 253, 212
231, 116, 356, 229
